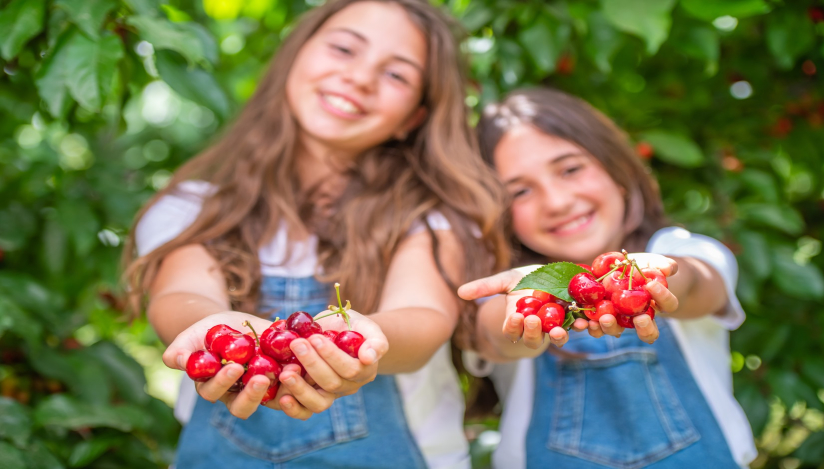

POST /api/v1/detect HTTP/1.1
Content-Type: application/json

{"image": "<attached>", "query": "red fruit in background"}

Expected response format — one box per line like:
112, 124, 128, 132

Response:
260, 330, 299, 362
535, 303, 565, 333
241, 354, 282, 386
592, 252, 625, 277
612, 290, 652, 316
205, 325, 239, 352
211, 333, 255, 364
322, 330, 339, 341
260, 382, 279, 405
517, 296, 546, 311
335, 331, 365, 358
531, 290, 555, 304
640, 268, 668, 288
556, 53, 575, 74
586, 300, 615, 322
286, 311, 316, 337
273, 319, 287, 331
635, 142, 654, 159
809, 6, 824, 23
577, 264, 593, 273
568, 272, 606, 305
616, 314, 636, 329
186, 350, 222, 382
771, 117, 793, 138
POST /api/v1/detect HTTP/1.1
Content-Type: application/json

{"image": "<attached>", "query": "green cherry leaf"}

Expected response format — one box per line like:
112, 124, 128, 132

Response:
513, 262, 587, 302
561, 311, 576, 330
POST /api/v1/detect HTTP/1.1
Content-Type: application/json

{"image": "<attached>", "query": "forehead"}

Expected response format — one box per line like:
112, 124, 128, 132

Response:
319, 2, 427, 64
494, 125, 584, 176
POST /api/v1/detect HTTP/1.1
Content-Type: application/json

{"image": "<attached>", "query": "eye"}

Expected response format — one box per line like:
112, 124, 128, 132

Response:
329, 44, 353, 55
561, 164, 584, 177
511, 187, 530, 199
386, 70, 408, 84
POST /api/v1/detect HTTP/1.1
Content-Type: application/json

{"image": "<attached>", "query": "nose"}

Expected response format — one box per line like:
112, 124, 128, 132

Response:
341, 58, 377, 92
538, 179, 575, 216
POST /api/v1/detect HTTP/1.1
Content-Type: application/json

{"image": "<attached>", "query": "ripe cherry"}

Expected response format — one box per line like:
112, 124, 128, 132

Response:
616, 314, 635, 329
592, 252, 625, 277
535, 303, 564, 332
283, 354, 307, 377
205, 325, 239, 352
640, 268, 668, 288
516, 296, 546, 311
335, 331, 365, 358
568, 272, 606, 305
304, 321, 323, 338
577, 264, 593, 273
585, 299, 615, 322
611, 290, 652, 316
260, 330, 300, 362
186, 350, 222, 382
241, 354, 282, 387
602, 270, 629, 294
272, 319, 287, 331
531, 290, 555, 304
260, 382, 279, 405
519, 305, 540, 316
211, 333, 255, 365
322, 330, 339, 341
286, 311, 316, 338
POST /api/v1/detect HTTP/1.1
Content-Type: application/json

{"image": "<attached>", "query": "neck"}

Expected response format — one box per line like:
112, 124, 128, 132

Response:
294, 133, 358, 192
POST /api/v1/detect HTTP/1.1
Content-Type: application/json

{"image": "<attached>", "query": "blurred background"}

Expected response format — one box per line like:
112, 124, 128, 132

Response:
0, 0, 822, 467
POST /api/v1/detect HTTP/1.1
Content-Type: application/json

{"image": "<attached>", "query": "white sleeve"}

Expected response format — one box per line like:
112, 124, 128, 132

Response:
646, 227, 745, 330
134, 180, 213, 256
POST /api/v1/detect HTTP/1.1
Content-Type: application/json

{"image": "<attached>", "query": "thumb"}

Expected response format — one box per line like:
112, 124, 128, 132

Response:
457, 270, 523, 300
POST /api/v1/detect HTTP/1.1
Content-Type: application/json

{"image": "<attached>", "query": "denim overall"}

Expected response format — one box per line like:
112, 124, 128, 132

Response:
176, 276, 427, 469
526, 318, 738, 469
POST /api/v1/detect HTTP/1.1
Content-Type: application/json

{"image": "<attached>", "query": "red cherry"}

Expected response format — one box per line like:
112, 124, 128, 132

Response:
322, 330, 339, 341
591, 252, 625, 278
185, 350, 222, 382
260, 330, 299, 362
531, 290, 555, 304
535, 303, 565, 333
211, 333, 255, 364
635, 141, 654, 159
585, 300, 615, 321
228, 379, 244, 392
602, 271, 628, 294
641, 268, 668, 288
516, 296, 546, 312
241, 354, 282, 386
611, 290, 652, 316
568, 272, 606, 305
286, 311, 316, 338
642, 306, 656, 320
335, 331, 365, 358
283, 354, 306, 377
809, 6, 824, 23
304, 321, 323, 338
260, 382, 279, 405
273, 319, 287, 331
205, 324, 239, 352
520, 305, 540, 316
616, 314, 636, 329
577, 264, 593, 273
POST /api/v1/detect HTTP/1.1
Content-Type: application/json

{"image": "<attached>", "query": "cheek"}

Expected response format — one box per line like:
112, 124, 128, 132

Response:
510, 202, 539, 241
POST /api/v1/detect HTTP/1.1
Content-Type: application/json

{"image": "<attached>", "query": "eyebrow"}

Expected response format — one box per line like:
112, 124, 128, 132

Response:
503, 152, 586, 185
327, 27, 425, 72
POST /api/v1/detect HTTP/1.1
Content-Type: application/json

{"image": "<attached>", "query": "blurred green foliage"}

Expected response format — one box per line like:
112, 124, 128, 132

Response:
0, 0, 823, 467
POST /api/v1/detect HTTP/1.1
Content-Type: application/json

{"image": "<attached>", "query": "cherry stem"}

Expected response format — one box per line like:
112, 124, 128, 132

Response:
632, 260, 648, 281
596, 261, 626, 282
313, 283, 354, 330
242, 320, 259, 345
621, 249, 629, 258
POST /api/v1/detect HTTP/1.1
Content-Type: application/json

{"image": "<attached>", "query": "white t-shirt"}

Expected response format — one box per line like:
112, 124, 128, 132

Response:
466, 227, 757, 469
135, 180, 471, 469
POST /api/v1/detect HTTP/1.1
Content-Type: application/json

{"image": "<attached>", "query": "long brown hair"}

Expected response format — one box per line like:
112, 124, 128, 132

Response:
476, 87, 667, 263
123, 0, 509, 346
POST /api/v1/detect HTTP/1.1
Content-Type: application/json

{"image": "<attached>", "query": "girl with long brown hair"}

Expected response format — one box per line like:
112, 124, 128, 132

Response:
124, 0, 507, 467
459, 88, 756, 468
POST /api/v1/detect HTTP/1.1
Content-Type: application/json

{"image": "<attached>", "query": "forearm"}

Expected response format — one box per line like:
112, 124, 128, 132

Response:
474, 296, 549, 362
661, 257, 727, 319
369, 307, 456, 374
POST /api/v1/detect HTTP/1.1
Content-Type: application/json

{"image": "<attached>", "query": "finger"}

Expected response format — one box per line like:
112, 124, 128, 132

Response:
571, 318, 589, 332
633, 314, 659, 344
599, 314, 624, 337
458, 270, 523, 300
277, 394, 314, 420
548, 327, 569, 348
645, 280, 679, 312
224, 375, 270, 420
522, 315, 544, 349
662, 258, 678, 276
588, 320, 605, 338
290, 337, 348, 393
502, 312, 526, 342
307, 335, 375, 391
196, 364, 244, 402
279, 372, 336, 414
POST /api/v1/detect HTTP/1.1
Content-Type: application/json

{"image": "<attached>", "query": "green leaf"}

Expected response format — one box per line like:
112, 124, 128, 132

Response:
766, 11, 815, 70
801, 358, 824, 389
0, 398, 32, 448
33, 395, 148, 432
42, 216, 67, 275
54, 0, 117, 40
680, 0, 770, 21
600, 0, 676, 54
517, 16, 568, 74
680, 26, 719, 75
0, 442, 26, 469
561, 311, 575, 330
89, 341, 149, 404
155, 50, 229, 119
513, 262, 587, 302
770, 246, 824, 300
57, 200, 99, 257
127, 15, 207, 66
736, 230, 771, 281
0, 0, 46, 60
794, 432, 824, 463
639, 130, 705, 167
735, 385, 769, 435
737, 203, 805, 236
25, 440, 64, 469
0, 203, 37, 251
584, 11, 622, 73
68, 438, 116, 467
0, 295, 43, 342
459, 2, 494, 33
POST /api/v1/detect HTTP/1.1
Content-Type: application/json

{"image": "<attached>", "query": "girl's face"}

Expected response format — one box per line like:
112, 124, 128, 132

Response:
286, 1, 427, 155
494, 125, 626, 264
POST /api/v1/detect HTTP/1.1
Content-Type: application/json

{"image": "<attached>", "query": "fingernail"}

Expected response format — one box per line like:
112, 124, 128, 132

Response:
309, 337, 323, 348
284, 377, 296, 386
526, 321, 537, 330
636, 317, 650, 327
604, 320, 615, 327
227, 367, 242, 379
252, 381, 266, 392
283, 401, 293, 409
176, 355, 185, 369
293, 342, 308, 356
363, 347, 377, 363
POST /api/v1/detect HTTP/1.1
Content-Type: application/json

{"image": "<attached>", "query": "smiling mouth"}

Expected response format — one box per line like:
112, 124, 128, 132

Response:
320, 92, 364, 116
548, 212, 594, 235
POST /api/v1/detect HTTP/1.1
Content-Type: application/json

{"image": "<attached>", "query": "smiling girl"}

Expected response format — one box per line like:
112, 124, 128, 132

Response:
459, 88, 756, 468
124, 1, 507, 467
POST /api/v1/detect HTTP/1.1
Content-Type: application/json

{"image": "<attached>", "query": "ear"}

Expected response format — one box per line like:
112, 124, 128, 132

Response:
394, 106, 428, 140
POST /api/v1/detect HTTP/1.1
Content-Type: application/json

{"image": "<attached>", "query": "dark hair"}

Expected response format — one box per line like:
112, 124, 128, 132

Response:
477, 87, 667, 262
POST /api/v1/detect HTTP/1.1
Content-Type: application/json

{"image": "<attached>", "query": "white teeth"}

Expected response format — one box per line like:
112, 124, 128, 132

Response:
322, 94, 360, 114
554, 214, 590, 232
